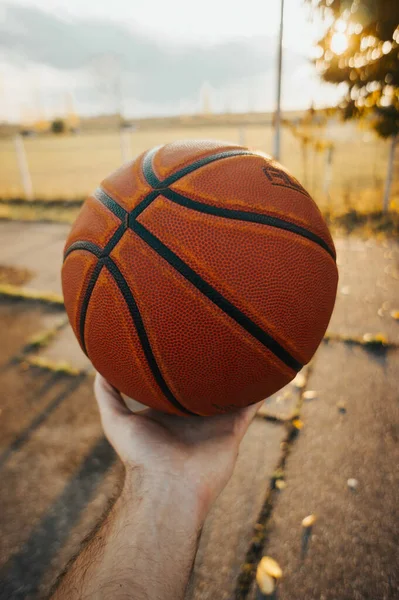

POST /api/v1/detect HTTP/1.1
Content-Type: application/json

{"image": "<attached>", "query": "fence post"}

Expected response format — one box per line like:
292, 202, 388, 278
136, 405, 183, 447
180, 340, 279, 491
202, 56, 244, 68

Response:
14, 134, 33, 200
383, 134, 397, 213
238, 126, 246, 147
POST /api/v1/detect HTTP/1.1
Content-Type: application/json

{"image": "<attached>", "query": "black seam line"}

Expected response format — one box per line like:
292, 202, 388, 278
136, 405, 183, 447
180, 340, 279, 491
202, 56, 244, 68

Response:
142, 147, 335, 260
130, 220, 303, 373
93, 187, 127, 221
76, 223, 127, 354
129, 190, 160, 221
79, 261, 104, 355
102, 223, 127, 256
103, 257, 196, 416
64, 241, 103, 261
63, 222, 126, 262
61, 230, 192, 416
142, 146, 256, 189
62, 242, 105, 355
161, 188, 335, 259
90, 189, 303, 371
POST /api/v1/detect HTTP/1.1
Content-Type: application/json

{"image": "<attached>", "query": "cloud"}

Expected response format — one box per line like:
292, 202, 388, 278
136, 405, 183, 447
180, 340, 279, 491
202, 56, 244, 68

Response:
0, 2, 305, 109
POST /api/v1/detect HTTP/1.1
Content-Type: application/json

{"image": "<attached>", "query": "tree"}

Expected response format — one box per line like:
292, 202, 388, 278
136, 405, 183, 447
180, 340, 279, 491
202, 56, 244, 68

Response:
308, 0, 399, 210
51, 118, 66, 134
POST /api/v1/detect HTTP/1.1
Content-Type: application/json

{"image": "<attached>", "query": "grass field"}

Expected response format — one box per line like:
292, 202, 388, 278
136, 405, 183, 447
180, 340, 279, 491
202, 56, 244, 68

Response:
1, 120, 398, 213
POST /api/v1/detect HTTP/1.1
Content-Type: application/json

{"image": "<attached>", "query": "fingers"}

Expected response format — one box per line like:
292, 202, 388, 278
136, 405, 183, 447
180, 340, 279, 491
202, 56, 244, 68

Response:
94, 373, 131, 426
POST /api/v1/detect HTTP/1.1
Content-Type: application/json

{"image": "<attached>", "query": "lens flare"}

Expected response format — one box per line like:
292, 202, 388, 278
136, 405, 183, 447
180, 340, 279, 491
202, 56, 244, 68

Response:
331, 32, 348, 55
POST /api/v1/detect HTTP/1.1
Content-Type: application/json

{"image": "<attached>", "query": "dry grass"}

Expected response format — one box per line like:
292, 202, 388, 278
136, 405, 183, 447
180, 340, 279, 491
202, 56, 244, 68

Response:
0, 199, 80, 223
326, 209, 399, 238
0, 283, 64, 305
21, 356, 82, 376
1, 121, 397, 213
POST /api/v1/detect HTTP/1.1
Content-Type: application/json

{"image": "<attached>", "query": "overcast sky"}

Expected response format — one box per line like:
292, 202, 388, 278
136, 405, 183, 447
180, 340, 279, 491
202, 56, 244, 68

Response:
0, 0, 340, 121
3, 0, 323, 45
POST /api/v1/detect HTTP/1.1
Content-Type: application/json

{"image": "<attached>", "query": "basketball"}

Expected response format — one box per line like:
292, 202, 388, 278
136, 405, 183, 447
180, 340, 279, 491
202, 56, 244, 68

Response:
62, 140, 338, 416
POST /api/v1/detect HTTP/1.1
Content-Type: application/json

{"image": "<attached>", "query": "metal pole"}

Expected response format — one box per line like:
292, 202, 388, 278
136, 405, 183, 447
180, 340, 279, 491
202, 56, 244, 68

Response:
273, 0, 285, 160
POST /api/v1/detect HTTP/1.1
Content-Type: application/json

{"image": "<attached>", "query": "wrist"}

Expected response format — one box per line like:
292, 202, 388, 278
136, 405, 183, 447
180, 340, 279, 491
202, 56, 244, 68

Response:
122, 465, 210, 527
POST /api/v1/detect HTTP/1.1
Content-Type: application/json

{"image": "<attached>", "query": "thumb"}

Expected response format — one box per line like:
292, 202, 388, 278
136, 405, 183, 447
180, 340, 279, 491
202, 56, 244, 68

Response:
94, 372, 131, 428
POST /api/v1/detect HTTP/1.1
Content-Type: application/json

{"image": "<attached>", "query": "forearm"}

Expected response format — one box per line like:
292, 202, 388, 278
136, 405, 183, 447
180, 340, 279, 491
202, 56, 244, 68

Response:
51, 469, 204, 600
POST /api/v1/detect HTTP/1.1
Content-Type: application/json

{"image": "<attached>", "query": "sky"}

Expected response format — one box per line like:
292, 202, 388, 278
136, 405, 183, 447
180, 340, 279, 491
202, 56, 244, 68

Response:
0, 0, 341, 121
6, 0, 319, 46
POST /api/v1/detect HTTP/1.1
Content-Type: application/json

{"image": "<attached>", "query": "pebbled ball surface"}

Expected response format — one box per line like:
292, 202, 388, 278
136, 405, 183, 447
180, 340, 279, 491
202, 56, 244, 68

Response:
62, 139, 338, 416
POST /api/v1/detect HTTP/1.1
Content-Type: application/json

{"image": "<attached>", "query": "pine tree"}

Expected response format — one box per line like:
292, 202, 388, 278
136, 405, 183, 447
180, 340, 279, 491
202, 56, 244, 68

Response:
308, 0, 399, 210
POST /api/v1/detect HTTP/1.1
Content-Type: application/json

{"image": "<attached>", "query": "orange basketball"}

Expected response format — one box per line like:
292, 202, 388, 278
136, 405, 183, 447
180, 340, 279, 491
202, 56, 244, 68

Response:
62, 140, 338, 416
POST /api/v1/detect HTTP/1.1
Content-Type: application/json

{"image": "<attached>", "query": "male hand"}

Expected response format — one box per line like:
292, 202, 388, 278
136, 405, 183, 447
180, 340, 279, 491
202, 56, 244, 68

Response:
95, 373, 262, 520
51, 375, 262, 600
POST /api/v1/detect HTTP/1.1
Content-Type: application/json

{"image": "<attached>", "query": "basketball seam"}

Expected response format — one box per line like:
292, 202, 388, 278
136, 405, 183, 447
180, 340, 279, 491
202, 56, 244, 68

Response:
143, 145, 256, 188
63, 146, 306, 414
65, 243, 195, 415
130, 220, 302, 372
90, 160, 334, 259
103, 257, 196, 416
160, 188, 335, 259
78, 260, 104, 353
65, 148, 304, 370
64, 241, 102, 260
143, 146, 335, 259
93, 188, 127, 221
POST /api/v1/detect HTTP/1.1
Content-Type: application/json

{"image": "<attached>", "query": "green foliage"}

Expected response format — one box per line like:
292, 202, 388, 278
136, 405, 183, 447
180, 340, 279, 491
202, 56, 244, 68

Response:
307, 0, 399, 137
51, 118, 66, 134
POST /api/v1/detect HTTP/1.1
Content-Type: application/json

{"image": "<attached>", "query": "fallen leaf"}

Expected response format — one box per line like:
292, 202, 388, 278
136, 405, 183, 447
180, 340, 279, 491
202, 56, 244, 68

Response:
362, 333, 388, 345
256, 570, 275, 596
377, 308, 385, 317
292, 418, 304, 430
258, 556, 283, 580
275, 479, 286, 490
347, 478, 359, 490
302, 514, 317, 528
390, 310, 399, 320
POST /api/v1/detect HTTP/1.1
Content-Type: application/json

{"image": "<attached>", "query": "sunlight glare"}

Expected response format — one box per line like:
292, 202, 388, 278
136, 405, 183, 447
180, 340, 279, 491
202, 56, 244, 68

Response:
335, 19, 347, 33
331, 32, 348, 55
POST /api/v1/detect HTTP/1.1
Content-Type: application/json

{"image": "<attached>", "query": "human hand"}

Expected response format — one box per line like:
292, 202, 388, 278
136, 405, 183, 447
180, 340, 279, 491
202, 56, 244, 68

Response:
95, 373, 262, 521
